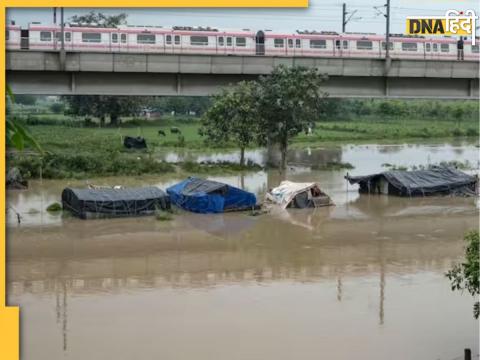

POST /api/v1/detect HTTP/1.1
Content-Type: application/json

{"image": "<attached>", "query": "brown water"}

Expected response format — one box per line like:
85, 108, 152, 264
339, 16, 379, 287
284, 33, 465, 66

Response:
6, 142, 480, 360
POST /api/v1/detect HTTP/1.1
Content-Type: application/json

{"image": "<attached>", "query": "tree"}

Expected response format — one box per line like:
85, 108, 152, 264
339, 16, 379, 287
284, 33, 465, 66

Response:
14, 94, 36, 106
70, 11, 127, 27
6, 85, 43, 153
200, 81, 260, 166
257, 65, 328, 170
62, 96, 146, 126
446, 230, 479, 319
49, 102, 65, 114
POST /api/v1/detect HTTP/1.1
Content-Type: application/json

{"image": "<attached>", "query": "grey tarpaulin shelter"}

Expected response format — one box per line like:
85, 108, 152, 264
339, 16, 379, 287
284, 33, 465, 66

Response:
62, 186, 170, 219
345, 167, 478, 197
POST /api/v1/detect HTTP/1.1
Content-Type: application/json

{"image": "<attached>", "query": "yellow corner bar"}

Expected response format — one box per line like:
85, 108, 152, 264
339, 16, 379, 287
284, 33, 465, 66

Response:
5, 0, 308, 7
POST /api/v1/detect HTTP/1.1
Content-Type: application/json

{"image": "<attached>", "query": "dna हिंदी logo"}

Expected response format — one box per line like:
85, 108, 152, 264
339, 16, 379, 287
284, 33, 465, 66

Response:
406, 9, 478, 45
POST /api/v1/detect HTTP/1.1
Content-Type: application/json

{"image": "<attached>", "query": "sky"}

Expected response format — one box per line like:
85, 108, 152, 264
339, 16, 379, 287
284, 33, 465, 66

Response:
7, 0, 480, 35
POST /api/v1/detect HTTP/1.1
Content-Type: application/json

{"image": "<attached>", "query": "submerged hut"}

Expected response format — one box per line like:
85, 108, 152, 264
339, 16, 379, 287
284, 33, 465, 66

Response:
345, 167, 478, 197
166, 177, 257, 213
265, 181, 334, 209
62, 186, 170, 219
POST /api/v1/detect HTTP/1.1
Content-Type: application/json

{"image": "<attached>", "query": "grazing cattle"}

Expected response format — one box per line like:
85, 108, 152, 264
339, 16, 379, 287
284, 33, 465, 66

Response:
170, 127, 181, 134
158, 130, 166, 136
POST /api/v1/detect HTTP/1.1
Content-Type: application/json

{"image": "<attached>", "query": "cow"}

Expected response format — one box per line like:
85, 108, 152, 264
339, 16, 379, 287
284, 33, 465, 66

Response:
170, 127, 181, 134
158, 130, 166, 136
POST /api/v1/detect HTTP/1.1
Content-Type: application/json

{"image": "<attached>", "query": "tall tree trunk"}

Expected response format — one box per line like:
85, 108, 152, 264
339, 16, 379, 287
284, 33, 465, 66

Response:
110, 113, 119, 126
280, 131, 288, 171
100, 116, 105, 127
240, 147, 245, 167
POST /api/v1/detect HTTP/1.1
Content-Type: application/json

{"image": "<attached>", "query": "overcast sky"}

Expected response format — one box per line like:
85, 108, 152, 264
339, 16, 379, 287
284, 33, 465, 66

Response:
7, 1, 479, 34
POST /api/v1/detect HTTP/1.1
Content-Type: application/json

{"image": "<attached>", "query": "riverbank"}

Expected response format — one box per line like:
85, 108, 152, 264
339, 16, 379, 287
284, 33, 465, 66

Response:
7, 117, 479, 179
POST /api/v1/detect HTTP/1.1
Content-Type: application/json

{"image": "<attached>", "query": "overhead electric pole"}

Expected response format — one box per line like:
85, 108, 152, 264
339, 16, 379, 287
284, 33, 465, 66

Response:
342, 3, 358, 33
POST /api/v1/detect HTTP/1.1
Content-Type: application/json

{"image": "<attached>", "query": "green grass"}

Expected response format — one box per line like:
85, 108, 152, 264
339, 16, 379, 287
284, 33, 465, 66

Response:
7, 115, 478, 179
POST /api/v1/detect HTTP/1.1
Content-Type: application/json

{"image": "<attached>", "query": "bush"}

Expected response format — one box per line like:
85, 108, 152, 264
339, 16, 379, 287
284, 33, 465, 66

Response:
8, 152, 175, 179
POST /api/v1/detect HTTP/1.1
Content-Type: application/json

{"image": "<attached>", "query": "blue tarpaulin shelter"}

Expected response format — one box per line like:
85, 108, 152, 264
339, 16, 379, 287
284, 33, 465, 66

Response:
166, 177, 257, 213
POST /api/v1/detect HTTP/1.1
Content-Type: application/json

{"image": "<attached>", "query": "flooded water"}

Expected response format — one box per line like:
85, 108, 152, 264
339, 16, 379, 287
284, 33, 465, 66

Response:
6, 141, 479, 360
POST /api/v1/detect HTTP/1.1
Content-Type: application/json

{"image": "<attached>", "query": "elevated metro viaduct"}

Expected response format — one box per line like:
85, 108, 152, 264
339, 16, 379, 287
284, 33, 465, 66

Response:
6, 50, 479, 99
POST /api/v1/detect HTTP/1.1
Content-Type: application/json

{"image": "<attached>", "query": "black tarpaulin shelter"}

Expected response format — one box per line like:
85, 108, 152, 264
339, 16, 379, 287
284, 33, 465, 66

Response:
345, 167, 478, 197
123, 136, 147, 149
62, 186, 170, 219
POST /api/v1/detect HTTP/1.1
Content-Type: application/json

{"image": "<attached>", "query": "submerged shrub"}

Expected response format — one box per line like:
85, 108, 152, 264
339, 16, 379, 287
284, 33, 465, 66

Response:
46, 202, 62, 212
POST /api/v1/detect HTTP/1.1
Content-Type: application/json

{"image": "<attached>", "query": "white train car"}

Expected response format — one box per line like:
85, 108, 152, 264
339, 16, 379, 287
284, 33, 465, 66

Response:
9, 22, 480, 62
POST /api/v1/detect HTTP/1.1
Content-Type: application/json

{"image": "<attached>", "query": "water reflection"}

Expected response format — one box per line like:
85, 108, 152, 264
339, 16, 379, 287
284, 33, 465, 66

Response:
6, 140, 480, 360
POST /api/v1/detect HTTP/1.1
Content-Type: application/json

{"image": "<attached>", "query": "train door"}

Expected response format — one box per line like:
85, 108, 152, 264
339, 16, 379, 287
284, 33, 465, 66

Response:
286, 38, 294, 56
173, 35, 181, 54
165, 34, 173, 53
341, 39, 350, 57
119, 33, 128, 52
217, 35, 226, 55
334, 39, 341, 57
110, 33, 120, 52
20, 29, 29, 50
225, 35, 234, 55
255, 30, 265, 55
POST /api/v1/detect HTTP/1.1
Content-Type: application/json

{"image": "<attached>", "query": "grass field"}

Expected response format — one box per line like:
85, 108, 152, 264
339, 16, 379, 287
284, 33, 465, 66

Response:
8, 116, 478, 179
24, 116, 479, 154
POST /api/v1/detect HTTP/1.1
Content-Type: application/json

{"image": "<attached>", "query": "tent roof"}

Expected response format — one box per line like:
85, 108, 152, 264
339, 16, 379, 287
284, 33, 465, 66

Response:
346, 167, 477, 193
181, 178, 229, 195
64, 186, 167, 202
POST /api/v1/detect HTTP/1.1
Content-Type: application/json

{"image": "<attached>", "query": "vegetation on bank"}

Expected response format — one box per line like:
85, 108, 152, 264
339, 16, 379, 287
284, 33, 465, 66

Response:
446, 230, 479, 319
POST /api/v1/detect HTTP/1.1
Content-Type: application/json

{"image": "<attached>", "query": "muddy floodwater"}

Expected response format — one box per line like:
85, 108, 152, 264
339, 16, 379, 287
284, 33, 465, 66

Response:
6, 142, 480, 360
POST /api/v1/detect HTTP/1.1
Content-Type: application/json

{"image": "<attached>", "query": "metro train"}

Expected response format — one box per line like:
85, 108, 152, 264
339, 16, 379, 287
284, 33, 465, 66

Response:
6, 22, 480, 60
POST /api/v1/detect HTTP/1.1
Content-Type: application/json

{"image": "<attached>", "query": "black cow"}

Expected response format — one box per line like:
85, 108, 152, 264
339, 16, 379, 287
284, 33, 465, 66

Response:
158, 130, 166, 136
170, 127, 181, 134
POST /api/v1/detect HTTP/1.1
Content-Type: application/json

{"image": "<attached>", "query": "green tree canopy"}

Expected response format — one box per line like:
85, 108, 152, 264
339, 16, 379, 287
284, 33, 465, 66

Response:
62, 95, 146, 126
200, 81, 260, 166
257, 65, 328, 170
446, 230, 479, 318
14, 94, 37, 106
70, 11, 127, 27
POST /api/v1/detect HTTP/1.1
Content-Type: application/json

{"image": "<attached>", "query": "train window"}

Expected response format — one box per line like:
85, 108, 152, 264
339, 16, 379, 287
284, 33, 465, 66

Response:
356, 40, 372, 50
274, 39, 284, 48
121, 34, 127, 43
440, 43, 449, 52
174, 35, 180, 45
218, 37, 224, 46
343, 40, 348, 49
296, 39, 301, 48
433, 43, 438, 52
426, 43, 431, 52
472, 45, 479, 53
381, 41, 393, 50
6, 30, 9, 41
166, 35, 172, 45
82, 33, 101, 43
236, 37, 246, 47
40, 31, 52, 42
137, 34, 155, 44
65, 32, 71, 42
335, 40, 340, 49
401, 42, 417, 51
227, 37, 232, 46
112, 33, 118, 43
191, 36, 209, 46
310, 39, 326, 49
288, 39, 293, 48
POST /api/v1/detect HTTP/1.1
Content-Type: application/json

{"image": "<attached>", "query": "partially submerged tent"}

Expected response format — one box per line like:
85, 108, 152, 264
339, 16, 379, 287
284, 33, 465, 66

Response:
166, 177, 257, 214
345, 167, 478, 197
62, 186, 170, 219
265, 181, 334, 209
